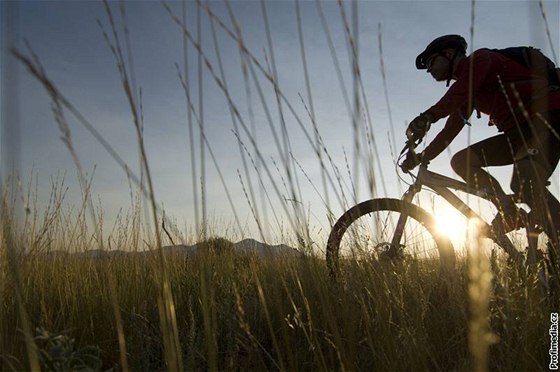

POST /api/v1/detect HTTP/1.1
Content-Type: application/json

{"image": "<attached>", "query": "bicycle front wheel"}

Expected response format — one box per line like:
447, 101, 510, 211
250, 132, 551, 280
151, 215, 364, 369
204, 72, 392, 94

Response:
326, 198, 455, 277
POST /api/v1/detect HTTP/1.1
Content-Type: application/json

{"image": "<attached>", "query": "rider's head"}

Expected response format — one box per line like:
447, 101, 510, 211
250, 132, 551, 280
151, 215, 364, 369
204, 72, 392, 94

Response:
416, 35, 467, 85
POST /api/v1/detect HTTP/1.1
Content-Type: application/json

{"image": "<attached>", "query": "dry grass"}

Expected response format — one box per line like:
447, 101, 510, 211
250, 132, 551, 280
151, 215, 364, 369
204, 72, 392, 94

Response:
0, 200, 554, 371
2, 1, 559, 371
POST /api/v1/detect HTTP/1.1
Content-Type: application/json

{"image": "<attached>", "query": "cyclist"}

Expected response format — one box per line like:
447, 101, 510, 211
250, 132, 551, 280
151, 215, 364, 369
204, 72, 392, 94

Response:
402, 34, 560, 248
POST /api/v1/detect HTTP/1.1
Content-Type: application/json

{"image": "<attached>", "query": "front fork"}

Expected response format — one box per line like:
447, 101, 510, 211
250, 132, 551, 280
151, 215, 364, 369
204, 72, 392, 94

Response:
388, 179, 423, 256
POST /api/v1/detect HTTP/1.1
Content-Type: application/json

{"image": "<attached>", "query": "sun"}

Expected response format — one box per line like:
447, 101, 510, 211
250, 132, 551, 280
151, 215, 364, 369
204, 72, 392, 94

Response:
433, 204, 468, 243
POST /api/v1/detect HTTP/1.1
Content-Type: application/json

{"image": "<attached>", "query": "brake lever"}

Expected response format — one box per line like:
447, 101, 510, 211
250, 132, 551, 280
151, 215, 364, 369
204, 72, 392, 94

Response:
398, 138, 424, 173
402, 138, 421, 154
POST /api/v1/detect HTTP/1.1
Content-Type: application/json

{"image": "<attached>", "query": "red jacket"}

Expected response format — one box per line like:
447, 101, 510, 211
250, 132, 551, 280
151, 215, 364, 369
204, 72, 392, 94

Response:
423, 48, 560, 160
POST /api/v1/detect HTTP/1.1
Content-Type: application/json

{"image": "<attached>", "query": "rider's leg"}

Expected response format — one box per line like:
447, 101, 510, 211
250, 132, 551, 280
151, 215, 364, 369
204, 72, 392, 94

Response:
512, 160, 560, 248
450, 134, 513, 199
510, 114, 560, 249
451, 135, 526, 234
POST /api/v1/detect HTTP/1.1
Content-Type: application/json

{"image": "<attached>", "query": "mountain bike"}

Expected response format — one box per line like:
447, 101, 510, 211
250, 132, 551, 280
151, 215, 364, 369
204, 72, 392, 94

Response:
326, 140, 554, 285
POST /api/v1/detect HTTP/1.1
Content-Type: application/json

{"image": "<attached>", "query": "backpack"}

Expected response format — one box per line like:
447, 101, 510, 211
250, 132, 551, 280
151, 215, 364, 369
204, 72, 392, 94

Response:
493, 46, 560, 89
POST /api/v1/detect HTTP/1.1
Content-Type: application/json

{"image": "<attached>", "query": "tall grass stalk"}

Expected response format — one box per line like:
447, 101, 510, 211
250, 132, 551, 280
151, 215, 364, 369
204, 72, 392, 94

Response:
162, 1, 308, 240
1, 200, 41, 371
15, 39, 132, 372
100, 1, 183, 369
467, 221, 497, 372
294, 0, 332, 218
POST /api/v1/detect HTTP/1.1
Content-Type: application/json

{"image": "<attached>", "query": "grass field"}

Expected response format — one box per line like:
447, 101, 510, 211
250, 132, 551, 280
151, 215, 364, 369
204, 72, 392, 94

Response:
0, 220, 555, 371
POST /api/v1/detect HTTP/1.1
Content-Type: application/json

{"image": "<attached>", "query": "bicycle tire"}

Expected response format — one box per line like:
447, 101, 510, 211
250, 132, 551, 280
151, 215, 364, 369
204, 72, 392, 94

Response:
326, 198, 456, 277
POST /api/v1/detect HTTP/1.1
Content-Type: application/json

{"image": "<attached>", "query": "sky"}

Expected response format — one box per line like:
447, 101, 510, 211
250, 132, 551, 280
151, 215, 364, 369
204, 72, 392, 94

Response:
1, 0, 559, 247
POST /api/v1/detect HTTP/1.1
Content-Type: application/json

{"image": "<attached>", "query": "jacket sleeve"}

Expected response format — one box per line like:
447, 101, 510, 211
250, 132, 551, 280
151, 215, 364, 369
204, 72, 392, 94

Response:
421, 50, 494, 160
423, 111, 467, 161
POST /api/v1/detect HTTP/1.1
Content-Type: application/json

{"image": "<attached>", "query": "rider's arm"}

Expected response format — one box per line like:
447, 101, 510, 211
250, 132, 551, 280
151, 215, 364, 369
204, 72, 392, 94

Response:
423, 111, 467, 161
419, 50, 495, 161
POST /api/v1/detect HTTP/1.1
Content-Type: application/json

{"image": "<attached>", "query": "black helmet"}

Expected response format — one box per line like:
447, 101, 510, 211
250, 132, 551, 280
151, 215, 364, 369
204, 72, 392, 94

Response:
416, 35, 467, 69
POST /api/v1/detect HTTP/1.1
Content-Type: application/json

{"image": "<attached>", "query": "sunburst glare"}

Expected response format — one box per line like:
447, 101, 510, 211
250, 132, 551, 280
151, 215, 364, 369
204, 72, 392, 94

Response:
434, 204, 469, 244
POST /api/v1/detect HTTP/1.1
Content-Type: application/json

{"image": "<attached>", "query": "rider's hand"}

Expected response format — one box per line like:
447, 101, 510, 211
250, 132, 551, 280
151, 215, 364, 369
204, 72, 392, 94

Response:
406, 112, 434, 141
401, 151, 423, 172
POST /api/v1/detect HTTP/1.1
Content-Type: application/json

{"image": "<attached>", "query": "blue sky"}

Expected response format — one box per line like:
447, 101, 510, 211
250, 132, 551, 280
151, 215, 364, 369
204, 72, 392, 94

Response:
2, 0, 559, 245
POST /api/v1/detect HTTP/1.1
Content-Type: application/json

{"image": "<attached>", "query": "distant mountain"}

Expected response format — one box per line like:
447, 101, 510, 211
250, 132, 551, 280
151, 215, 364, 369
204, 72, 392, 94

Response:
233, 238, 300, 256
160, 244, 198, 255
162, 238, 300, 257
78, 249, 129, 258
40, 239, 300, 258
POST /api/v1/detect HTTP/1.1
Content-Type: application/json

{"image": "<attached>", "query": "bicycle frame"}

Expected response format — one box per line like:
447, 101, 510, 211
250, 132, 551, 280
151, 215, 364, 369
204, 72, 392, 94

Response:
403, 164, 493, 223
391, 163, 525, 259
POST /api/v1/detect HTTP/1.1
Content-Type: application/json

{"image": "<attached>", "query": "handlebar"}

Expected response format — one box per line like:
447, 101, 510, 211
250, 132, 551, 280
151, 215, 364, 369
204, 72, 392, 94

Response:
398, 139, 428, 173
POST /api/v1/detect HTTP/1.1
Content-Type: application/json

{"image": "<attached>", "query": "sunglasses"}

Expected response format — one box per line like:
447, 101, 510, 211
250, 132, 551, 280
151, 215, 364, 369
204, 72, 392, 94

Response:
426, 54, 441, 69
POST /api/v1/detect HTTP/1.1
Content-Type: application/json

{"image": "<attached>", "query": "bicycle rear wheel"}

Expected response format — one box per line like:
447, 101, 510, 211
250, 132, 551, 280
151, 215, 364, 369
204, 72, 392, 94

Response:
326, 198, 455, 277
